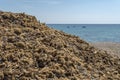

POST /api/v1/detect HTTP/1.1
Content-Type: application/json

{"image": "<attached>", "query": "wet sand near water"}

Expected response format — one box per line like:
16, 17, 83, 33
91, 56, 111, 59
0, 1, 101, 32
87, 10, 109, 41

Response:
90, 42, 120, 57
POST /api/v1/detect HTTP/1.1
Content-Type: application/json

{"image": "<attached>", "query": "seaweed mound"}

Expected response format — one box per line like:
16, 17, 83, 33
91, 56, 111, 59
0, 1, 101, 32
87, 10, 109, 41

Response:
0, 11, 120, 80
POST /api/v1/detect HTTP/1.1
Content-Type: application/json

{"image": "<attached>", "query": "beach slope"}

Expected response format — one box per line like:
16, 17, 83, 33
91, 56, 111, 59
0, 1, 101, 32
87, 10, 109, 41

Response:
0, 11, 120, 80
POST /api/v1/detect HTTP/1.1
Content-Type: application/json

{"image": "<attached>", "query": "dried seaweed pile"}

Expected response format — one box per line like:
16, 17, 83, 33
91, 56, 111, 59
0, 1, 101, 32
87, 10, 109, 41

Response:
0, 11, 120, 80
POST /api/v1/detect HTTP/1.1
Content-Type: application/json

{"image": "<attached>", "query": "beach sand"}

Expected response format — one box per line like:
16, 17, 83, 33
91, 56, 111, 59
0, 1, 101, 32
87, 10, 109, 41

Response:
91, 42, 120, 57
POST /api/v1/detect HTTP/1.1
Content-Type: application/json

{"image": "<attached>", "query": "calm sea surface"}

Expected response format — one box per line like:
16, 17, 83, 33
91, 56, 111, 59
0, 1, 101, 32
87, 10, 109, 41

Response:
47, 24, 120, 42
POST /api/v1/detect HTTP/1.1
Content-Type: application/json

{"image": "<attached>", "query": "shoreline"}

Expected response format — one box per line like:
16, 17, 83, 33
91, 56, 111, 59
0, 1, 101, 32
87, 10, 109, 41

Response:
90, 42, 120, 57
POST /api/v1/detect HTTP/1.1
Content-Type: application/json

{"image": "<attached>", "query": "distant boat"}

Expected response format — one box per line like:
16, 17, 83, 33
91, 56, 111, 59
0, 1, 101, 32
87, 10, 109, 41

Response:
82, 26, 86, 28
73, 26, 76, 27
67, 26, 70, 28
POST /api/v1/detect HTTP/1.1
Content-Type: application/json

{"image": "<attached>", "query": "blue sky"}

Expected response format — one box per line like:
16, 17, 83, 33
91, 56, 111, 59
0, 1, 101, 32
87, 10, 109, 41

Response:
0, 0, 120, 24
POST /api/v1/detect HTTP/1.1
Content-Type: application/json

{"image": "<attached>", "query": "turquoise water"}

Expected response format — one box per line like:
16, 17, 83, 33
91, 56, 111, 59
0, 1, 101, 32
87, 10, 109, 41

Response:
47, 24, 120, 42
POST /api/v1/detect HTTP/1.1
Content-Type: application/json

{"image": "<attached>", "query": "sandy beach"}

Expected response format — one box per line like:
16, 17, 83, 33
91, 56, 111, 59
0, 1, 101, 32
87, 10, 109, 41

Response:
91, 42, 120, 57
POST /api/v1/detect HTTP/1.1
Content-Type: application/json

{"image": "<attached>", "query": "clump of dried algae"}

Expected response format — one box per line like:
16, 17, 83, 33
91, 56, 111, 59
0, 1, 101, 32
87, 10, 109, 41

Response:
0, 11, 120, 80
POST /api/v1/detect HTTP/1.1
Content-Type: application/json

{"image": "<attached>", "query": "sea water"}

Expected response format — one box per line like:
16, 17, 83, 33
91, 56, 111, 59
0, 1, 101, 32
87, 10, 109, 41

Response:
47, 24, 120, 42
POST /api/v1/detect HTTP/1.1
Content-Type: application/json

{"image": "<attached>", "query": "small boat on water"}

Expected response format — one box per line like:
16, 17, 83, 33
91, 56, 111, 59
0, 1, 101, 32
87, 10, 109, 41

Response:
67, 26, 70, 28
82, 26, 86, 28
73, 26, 76, 27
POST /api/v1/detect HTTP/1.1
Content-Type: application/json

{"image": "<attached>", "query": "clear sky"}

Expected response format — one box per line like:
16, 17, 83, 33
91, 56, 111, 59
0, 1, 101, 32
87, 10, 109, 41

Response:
0, 0, 120, 24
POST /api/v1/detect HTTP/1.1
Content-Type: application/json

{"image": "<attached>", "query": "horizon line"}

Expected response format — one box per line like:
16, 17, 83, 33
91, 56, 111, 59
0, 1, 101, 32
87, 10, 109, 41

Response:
46, 23, 120, 24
